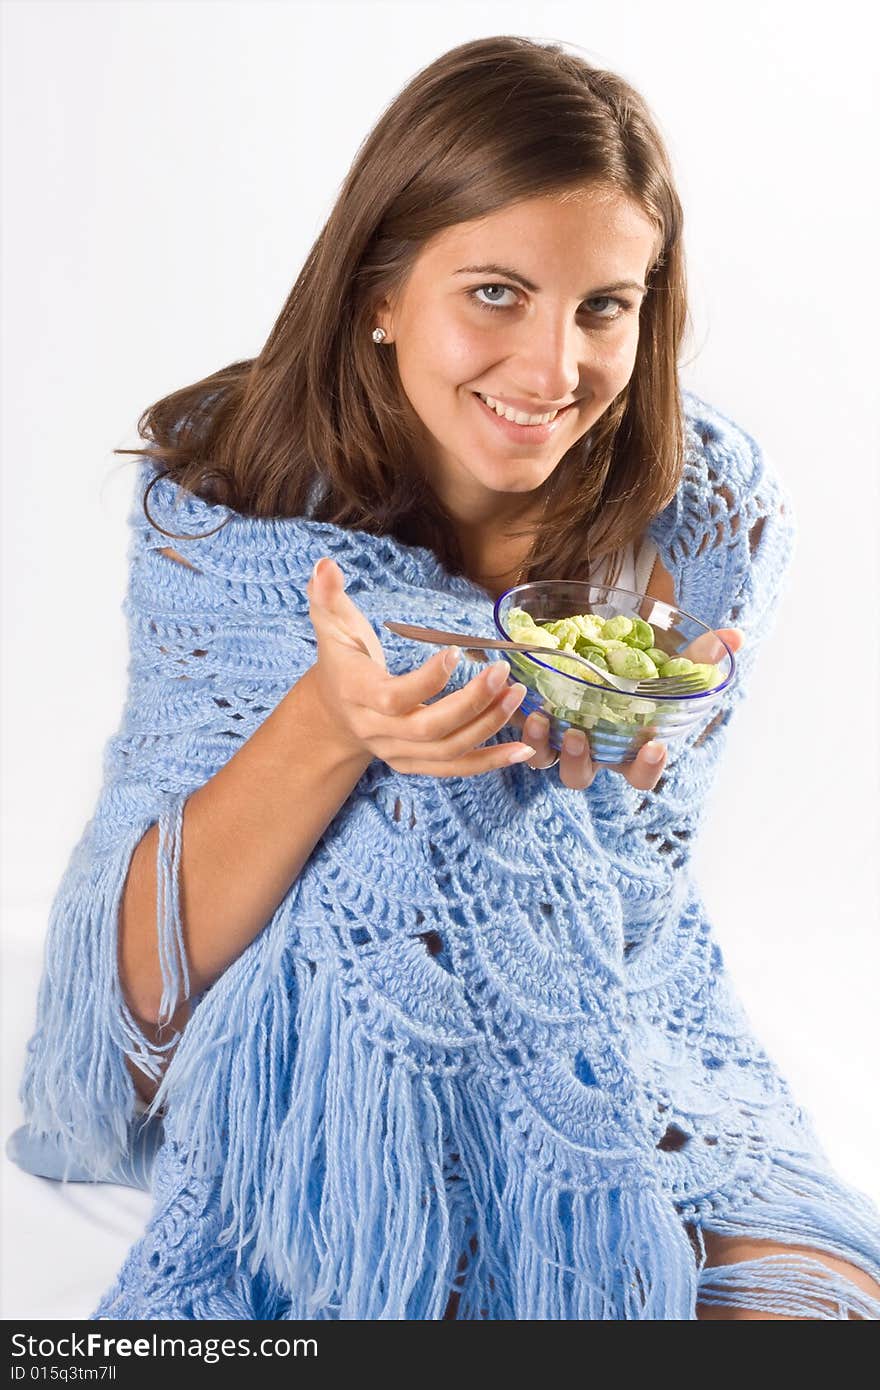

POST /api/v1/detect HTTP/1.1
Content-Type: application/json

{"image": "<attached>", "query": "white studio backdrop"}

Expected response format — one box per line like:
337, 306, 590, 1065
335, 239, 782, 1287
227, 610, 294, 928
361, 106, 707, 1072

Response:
2, 0, 878, 1318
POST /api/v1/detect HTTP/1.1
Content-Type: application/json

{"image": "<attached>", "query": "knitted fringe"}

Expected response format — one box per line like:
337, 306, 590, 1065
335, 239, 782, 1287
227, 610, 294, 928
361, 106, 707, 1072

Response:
691, 1150, 880, 1319
441, 1073, 699, 1319
157, 949, 880, 1320
17, 792, 190, 1180
156, 923, 700, 1319
20, 787, 880, 1319
696, 1258, 880, 1320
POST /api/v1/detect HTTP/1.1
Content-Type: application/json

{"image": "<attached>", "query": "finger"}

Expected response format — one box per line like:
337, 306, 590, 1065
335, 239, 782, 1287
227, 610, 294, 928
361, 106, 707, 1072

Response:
377, 654, 515, 737
715, 626, 744, 652
620, 739, 668, 789
418, 668, 531, 760
520, 710, 557, 771
375, 663, 535, 768
307, 556, 385, 664
392, 734, 537, 778
367, 644, 468, 718
558, 725, 596, 788
680, 627, 743, 664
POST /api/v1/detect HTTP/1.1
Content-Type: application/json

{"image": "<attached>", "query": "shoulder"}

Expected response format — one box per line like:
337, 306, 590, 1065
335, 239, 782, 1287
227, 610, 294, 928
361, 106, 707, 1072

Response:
647, 387, 798, 630
679, 387, 795, 523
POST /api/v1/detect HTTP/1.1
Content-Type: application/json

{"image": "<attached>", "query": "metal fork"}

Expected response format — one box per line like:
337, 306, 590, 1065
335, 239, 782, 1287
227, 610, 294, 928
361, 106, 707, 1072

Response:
383, 621, 708, 695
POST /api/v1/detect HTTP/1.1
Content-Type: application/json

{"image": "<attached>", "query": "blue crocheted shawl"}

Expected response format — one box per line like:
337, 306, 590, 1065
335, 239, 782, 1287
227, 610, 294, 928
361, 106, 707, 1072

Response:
17, 388, 880, 1319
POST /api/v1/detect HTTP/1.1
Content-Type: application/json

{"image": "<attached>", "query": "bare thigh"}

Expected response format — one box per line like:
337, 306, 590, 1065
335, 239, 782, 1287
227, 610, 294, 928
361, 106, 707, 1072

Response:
443, 1227, 880, 1319
443, 1234, 478, 1320
691, 1227, 880, 1320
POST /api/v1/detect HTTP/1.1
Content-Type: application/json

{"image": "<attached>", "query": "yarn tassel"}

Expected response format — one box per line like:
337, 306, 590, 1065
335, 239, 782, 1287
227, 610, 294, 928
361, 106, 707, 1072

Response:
148, 905, 465, 1319
167, 934, 700, 1319
691, 1149, 880, 1318
434, 1069, 700, 1318
472, 1145, 698, 1317
512, 1176, 698, 1318
250, 957, 466, 1318
696, 1256, 880, 1319
16, 791, 191, 1181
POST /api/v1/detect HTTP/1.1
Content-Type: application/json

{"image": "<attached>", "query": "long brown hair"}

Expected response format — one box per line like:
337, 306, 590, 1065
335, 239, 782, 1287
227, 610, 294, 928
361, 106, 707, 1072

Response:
116, 35, 692, 587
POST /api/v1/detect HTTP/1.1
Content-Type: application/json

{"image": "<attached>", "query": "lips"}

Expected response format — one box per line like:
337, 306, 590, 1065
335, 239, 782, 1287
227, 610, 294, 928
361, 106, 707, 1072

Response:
470, 390, 575, 440
473, 391, 574, 424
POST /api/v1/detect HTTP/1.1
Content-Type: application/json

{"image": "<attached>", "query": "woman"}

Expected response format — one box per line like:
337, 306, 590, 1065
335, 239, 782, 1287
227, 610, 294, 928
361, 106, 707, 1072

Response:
10, 35, 880, 1319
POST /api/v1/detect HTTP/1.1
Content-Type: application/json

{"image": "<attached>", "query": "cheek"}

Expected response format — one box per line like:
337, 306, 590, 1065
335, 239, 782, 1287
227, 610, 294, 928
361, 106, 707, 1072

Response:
434, 324, 492, 382
399, 324, 486, 399
591, 331, 640, 387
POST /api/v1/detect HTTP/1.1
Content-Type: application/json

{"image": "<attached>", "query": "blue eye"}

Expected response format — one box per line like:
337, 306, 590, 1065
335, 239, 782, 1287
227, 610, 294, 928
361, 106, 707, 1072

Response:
468, 284, 632, 322
470, 284, 518, 311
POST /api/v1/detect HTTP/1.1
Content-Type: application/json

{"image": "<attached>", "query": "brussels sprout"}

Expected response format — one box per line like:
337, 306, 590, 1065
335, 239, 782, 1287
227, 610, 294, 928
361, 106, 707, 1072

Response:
574, 641, 610, 670
601, 614, 634, 640
533, 669, 571, 707
507, 607, 560, 648
578, 685, 605, 712
623, 616, 655, 651
596, 700, 642, 726
626, 697, 658, 716
689, 661, 720, 691
545, 651, 590, 678
606, 646, 659, 680
508, 604, 718, 747
570, 613, 606, 643
645, 647, 670, 668
543, 617, 582, 651
658, 657, 695, 677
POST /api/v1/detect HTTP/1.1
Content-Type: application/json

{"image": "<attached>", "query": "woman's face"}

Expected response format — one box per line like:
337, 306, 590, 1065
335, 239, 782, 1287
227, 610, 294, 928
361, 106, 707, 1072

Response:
376, 185, 659, 533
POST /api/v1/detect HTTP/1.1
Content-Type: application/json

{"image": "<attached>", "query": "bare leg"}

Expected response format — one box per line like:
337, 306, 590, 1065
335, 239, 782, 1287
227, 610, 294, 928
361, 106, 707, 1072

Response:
443, 1233, 479, 1320
691, 1227, 880, 1320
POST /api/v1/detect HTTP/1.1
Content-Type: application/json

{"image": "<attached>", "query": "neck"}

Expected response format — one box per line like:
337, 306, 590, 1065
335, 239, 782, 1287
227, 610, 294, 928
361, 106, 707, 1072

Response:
456, 516, 539, 597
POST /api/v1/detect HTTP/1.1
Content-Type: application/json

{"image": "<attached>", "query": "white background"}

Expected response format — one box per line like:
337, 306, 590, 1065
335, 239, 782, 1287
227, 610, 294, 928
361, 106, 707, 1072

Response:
2, 0, 878, 1320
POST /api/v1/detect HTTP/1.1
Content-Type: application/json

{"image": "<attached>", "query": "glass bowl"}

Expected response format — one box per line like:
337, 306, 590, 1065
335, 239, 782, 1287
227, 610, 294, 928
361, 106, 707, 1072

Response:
494, 581, 737, 765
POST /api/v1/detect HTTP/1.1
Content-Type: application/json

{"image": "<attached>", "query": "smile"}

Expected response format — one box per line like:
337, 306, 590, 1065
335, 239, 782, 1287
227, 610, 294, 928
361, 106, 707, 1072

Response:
471, 390, 576, 441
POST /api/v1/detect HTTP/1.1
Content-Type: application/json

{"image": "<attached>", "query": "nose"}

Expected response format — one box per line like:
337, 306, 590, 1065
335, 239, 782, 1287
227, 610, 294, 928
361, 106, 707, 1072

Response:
509, 313, 583, 406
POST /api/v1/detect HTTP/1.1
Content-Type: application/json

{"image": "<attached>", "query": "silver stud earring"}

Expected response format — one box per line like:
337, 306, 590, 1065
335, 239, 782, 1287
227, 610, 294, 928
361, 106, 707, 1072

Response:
372, 327, 387, 344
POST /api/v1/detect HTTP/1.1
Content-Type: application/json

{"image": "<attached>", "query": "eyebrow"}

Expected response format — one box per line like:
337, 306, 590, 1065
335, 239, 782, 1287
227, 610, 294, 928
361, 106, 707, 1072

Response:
453, 263, 647, 297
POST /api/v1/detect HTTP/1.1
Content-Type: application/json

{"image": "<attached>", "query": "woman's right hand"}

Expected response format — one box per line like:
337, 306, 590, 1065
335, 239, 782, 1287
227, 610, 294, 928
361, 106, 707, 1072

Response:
507, 626, 745, 789
306, 556, 537, 777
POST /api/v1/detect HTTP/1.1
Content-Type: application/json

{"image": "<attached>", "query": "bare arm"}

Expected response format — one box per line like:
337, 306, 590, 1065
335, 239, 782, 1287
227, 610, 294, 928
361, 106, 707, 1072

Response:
118, 563, 373, 1101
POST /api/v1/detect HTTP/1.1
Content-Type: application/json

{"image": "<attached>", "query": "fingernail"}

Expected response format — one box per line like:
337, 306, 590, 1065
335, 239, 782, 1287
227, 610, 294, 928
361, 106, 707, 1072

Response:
709, 639, 725, 662
444, 646, 461, 671
487, 661, 510, 691
502, 683, 526, 712
564, 729, 586, 755
643, 742, 665, 764
508, 745, 536, 763
525, 713, 549, 738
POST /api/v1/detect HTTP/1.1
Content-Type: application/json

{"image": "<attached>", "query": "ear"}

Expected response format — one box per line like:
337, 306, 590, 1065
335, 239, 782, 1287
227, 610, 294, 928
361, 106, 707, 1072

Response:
372, 291, 397, 342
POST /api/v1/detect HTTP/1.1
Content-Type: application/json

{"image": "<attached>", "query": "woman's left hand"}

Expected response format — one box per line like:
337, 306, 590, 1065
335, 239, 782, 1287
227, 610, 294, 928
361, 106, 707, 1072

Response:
504, 627, 745, 790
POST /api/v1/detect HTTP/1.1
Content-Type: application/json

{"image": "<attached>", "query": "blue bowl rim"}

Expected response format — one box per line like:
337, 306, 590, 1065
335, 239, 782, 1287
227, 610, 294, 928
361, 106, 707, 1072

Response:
492, 579, 737, 702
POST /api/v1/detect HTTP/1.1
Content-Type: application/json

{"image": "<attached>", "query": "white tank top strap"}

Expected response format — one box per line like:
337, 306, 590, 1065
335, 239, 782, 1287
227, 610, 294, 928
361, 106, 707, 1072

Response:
589, 534, 658, 595
634, 533, 659, 595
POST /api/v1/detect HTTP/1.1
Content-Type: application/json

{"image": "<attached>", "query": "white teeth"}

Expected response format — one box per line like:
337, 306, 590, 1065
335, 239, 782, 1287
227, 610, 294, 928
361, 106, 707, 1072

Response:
478, 393, 558, 426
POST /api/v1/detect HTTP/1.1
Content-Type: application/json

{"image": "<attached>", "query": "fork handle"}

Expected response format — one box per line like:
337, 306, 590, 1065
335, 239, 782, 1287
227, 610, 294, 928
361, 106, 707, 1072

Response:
382, 621, 557, 656
383, 619, 705, 695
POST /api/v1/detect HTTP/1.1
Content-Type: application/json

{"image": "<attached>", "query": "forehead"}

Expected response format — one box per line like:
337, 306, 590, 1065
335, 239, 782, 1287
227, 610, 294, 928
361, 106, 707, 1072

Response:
420, 187, 658, 271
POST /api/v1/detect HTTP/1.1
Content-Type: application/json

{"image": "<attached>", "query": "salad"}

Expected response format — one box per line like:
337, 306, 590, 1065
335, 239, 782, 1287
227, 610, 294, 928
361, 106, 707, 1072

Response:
505, 606, 721, 729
